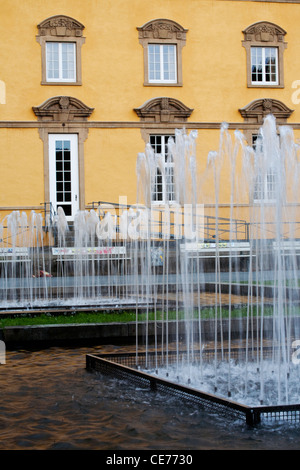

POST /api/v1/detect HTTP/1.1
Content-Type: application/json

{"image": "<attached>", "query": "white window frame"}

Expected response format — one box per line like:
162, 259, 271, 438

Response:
251, 46, 278, 86
46, 42, 76, 83
150, 134, 176, 204
148, 44, 177, 84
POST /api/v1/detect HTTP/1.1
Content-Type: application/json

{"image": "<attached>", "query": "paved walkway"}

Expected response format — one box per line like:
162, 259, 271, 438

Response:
0, 269, 298, 311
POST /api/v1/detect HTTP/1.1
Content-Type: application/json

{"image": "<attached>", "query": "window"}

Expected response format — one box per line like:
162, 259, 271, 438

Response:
134, 97, 193, 203
242, 21, 287, 88
252, 134, 277, 202
239, 99, 293, 203
138, 19, 187, 86
251, 47, 278, 85
148, 44, 177, 84
36, 15, 85, 85
150, 134, 176, 203
46, 42, 76, 82
253, 170, 277, 202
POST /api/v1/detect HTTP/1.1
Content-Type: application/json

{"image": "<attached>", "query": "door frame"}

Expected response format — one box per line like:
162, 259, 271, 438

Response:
48, 133, 79, 221
33, 95, 93, 224
38, 126, 88, 223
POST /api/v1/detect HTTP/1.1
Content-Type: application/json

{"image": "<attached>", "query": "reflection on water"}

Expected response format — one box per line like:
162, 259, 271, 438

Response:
0, 344, 299, 450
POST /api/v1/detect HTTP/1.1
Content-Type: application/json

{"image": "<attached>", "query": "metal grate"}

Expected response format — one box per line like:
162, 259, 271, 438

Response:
86, 350, 300, 425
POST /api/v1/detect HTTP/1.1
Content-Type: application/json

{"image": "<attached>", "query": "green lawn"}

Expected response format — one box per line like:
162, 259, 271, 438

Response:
0, 304, 293, 328
0, 308, 214, 328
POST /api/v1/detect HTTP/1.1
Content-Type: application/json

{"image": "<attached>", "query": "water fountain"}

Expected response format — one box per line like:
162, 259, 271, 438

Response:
1, 114, 300, 423
86, 115, 300, 425
0, 205, 142, 310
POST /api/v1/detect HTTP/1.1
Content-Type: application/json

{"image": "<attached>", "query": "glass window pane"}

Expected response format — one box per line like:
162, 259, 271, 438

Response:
251, 48, 263, 82
150, 134, 176, 202
55, 138, 73, 206
59, 205, 72, 216
64, 172, 71, 182
63, 151, 71, 162
148, 44, 176, 82
63, 140, 71, 151
252, 137, 277, 201
265, 48, 277, 83
148, 44, 160, 81
251, 47, 277, 84
163, 45, 176, 81
61, 43, 76, 80
154, 170, 163, 201
46, 42, 75, 82
46, 43, 59, 80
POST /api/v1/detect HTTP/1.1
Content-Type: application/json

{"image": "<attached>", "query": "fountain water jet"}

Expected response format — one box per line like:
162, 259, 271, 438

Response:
87, 115, 300, 424
1, 114, 300, 421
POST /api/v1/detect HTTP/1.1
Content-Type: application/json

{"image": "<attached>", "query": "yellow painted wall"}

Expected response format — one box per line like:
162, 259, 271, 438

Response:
84, 128, 144, 204
1, 0, 300, 121
0, 128, 44, 206
1, 0, 300, 228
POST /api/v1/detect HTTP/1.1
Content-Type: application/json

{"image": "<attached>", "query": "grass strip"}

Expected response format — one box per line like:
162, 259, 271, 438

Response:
0, 304, 292, 328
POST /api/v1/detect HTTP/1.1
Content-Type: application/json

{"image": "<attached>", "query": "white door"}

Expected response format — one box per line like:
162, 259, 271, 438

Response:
49, 134, 79, 221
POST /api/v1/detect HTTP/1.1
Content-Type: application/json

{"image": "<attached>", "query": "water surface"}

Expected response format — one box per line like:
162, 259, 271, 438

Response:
0, 344, 299, 450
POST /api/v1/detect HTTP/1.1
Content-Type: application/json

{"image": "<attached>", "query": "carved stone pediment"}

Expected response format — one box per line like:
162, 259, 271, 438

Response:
242, 21, 286, 44
137, 18, 188, 41
33, 96, 94, 122
134, 97, 193, 123
239, 98, 293, 124
242, 21, 287, 88
37, 15, 84, 37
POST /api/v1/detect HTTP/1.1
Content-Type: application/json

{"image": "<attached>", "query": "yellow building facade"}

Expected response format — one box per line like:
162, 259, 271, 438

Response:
1, 0, 300, 241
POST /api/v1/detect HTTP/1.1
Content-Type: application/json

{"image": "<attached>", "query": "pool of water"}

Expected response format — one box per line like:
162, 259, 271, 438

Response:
0, 343, 299, 450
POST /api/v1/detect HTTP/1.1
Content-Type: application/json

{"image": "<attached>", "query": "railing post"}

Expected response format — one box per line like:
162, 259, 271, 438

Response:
246, 222, 250, 242
246, 408, 261, 426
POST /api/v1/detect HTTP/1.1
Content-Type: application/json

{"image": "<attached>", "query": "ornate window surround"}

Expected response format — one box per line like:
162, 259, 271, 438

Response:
33, 96, 94, 210
242, 21, 287, 88
239, 97, 293, 144
137, 19, 188, 87
239, 98, 293, 124
36, 15, 85, 86
134, 97, 193, 123
134, 97, 193, 206
134, 96, 193, 143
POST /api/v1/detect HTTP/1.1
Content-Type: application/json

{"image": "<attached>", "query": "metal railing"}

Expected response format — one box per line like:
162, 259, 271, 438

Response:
40, 202, 56, 231
0, 201, 299, 246
87, 200, 251, 242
